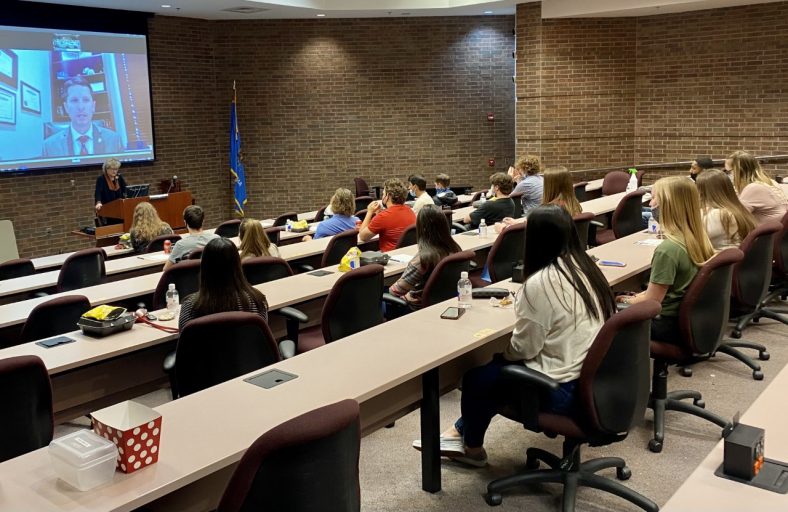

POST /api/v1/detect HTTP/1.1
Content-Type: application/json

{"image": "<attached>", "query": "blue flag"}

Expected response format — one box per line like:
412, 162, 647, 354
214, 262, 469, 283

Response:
230, 93, 247, 217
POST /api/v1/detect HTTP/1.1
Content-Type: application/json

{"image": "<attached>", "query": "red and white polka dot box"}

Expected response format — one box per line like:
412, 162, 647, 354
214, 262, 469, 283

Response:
90, 401, 162, 474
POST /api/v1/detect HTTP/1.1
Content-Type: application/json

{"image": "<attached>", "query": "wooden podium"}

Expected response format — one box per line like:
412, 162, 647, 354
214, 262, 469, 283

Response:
101, 191, 194, 232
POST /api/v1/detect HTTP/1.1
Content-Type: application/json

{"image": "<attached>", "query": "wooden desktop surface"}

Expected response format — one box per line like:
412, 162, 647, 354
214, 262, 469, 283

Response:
662, 361, 788, 511
0, 231, 662, 512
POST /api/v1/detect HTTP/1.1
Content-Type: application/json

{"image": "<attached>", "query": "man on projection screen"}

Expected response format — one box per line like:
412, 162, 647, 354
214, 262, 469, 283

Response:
42, 76, 122, 158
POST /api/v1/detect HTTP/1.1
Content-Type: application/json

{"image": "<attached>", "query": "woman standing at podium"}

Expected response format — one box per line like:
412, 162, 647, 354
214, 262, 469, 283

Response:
94, 158, 127, 225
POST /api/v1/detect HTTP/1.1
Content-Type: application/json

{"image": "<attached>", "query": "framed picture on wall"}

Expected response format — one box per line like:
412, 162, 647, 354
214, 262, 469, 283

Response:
0, 50, 18, 89
21, 82, 41, 114
0, 87, 16, 124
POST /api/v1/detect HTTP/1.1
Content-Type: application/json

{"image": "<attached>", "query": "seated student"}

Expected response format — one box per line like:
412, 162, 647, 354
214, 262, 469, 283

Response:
239, 218, 280, 259
409, 175, 434, 213
729, 150, 788, 224
511, 154, 544, 214
416, 205, 616, 466
463, 172, 515, 229
178, 237, 269, 330
618, 177, 715, 342
129, 202, 173, 253
542, 166, 582, 215
359, 178, 416, 252
689, 157, 715, 181
388, 206, 461, 313
308, 188, 360, 240
697, 169, 756, 250
164, 205, 219, 269
433, 173, 458, 207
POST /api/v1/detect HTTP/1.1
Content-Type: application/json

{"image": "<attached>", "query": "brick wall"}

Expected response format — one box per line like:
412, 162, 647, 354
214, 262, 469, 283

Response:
516, 1, 788, 177
0, 14, 515, 258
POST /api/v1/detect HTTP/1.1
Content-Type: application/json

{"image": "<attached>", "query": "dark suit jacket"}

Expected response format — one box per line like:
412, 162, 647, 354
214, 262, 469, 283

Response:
42, 124, 123, 158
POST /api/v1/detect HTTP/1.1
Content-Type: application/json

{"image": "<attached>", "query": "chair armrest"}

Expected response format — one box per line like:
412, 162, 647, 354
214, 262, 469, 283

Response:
278, 339, 296, 359
162, 350, 176, 374
452, 222, 468, 233
590, 220, 605, 228
501, 365, 560, 392
297, 264, 315, 272
275, 306, 309, 324
382, 292, 408, 308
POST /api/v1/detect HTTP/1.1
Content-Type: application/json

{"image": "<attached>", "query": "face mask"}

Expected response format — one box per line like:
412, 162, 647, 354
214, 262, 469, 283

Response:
651, 206, 660, 222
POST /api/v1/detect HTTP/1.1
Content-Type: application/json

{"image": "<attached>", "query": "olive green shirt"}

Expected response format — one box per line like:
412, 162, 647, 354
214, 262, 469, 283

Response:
650, 239, 698, 317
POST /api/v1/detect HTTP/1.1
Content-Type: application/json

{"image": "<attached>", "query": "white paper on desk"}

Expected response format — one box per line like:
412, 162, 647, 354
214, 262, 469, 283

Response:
389, 254, 414, 264
139, 253, 170, 261
635, 239, 664, 247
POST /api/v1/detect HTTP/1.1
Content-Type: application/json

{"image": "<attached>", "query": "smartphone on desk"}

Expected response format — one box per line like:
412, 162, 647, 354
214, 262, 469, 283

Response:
36, 335, 76, 349
599, 260, 626, 267
440, 307, 465, 320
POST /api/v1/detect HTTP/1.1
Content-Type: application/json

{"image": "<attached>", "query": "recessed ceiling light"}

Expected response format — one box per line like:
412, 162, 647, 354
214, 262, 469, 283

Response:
316, 13, 326, 17
484, 10, 493, 14
161, 4, 171, 7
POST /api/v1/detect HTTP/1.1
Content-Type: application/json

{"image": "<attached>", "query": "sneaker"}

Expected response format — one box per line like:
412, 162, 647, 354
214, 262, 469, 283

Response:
411, 436, 465, 457
449, 449, 488, 468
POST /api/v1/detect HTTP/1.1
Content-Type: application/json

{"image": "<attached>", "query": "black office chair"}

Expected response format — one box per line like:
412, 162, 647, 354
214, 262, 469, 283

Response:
57, 248, 106, 292
215, 220, 242, 238
354, 196, 374, 212
420, 251, 475, 308
152, 259, 201, 309
264, 226, 282, 245
715, 222, 782, 378
592, 189, 647, 245
20, 294, 91, 343
217, 399, 361, 512
294, 264, 386, 353
187, 248, 204, 260
573, 181, 589, 203
647, 249, 742, 452
145, 234, 182, 253
314, 206, 327, 223
0, 355, 54, 463
509, 192, 524, 219
273, 212, 298, 227
483, 301, 661, 512
601, 170, 630, 196
572, 212, 594, 248
300, 229, 359, 274
171, 312, 287, 398
395, 224, 417, 249
762, 211, 788, 305
242, 256, 294, 285
0, 258, 35, 281
470, 222, 525, 287
354, 177, 370, 198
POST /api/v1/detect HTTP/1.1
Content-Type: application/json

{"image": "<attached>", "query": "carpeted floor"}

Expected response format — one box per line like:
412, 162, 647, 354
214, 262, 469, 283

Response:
54, 315, 788, 511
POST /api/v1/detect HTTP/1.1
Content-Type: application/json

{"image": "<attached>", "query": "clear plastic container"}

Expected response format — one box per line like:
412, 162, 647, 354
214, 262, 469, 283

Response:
49, 429, 118, 491
457, 271, 472, 309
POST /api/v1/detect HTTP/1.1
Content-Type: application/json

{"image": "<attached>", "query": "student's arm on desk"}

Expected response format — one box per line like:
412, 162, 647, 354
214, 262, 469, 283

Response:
620, 282, 668, 305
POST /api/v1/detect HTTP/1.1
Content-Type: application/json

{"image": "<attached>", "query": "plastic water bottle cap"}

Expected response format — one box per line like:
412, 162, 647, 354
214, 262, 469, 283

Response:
168, 283, 175, 290
461, 271, 468, 279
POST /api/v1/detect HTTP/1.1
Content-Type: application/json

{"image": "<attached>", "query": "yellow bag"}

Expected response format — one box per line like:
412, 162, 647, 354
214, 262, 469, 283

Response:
338, 247, 361, 272
286, 219, 309, 232
81, 305, 127, 321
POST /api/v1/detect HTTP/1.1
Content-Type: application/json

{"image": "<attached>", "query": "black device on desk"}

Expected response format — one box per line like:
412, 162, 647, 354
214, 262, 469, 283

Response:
440, 307, 465, 320
723, 416, 765, 481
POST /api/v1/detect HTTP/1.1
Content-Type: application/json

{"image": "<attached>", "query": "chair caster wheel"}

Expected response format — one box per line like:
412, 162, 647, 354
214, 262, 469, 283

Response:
679, 367, 693, 377
759, 351, 770, 361
731, 330, 742, 339
617, 466, 632, 481
648, 439, 663, 453
484, 493, 503, 506
525, 458, 540, 470
753, 370, 764, 381
693, 399, 705, 408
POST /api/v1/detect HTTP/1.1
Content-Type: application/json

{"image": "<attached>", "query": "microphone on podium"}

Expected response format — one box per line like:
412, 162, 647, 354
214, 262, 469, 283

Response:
166, 175, 178, 194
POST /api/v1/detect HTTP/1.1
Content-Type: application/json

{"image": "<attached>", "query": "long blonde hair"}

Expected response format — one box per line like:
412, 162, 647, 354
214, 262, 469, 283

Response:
542, 166, 582, 216
239, 218, 275, 259
653, 177, 715, 266
696, 169, 756, 243
729, 150, 776, 193
130, 202, 166, 242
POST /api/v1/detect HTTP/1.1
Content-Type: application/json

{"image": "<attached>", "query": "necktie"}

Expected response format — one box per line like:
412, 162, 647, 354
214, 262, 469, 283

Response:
78, 135, 89, 156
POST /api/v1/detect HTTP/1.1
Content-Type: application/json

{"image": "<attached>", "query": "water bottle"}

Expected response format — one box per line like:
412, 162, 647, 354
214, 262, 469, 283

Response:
480, 193, 487, 204
479, 218, 488, 238
165, 283, 179, 314
457, 271, 472, 309
647, 216, 659, 235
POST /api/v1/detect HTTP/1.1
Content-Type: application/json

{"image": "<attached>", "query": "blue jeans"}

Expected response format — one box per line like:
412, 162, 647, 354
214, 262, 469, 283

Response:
453, 356, 578, 448
642, 207, 653, 229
